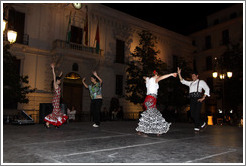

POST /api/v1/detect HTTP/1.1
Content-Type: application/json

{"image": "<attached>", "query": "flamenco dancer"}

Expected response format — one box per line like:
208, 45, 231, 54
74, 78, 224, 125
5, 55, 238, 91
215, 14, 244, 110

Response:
177, 67, 210, 133
82, 71, 103, 128
136, 70, 177, 137
44, 63, 68, 128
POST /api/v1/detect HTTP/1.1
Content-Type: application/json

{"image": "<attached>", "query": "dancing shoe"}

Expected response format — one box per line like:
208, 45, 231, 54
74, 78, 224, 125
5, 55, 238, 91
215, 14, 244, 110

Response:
93, 124, 99, 127
201, 122, 207, 130
194, 128, 200, 134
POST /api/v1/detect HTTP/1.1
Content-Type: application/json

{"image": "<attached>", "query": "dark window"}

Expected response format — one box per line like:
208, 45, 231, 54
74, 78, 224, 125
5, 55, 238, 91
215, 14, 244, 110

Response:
172, 55, 178, 71
206, 56, 212, 71
70, 26, 83, 44
116, 39, 125, 64
222, 29, 229, 45
72, 63, 78, 71
205, 35, 211, 49
230, 12, 237, 19
116, 75, 123, 96
8, 9, 25, 44
214, 19, 219, 25
207, 77, 213, 92
192, 40, 196, 46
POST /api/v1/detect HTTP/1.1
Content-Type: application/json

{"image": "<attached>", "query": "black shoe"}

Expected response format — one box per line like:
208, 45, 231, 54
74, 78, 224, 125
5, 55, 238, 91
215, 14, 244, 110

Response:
55, 126, 60, 129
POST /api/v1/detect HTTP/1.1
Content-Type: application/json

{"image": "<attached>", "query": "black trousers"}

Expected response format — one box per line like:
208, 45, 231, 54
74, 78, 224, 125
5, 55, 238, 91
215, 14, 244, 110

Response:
190, 97, 204, 128
90, 99, 102, 125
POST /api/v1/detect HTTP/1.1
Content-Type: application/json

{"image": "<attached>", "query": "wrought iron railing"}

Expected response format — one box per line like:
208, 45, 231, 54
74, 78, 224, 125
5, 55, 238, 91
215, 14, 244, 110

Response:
52, 39, 102, 55
3, 33, 29, 45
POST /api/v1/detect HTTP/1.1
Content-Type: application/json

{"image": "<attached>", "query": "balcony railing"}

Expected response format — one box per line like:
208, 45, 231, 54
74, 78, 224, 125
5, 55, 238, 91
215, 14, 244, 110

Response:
3, 33, 29, 45
52, 39, 102, 55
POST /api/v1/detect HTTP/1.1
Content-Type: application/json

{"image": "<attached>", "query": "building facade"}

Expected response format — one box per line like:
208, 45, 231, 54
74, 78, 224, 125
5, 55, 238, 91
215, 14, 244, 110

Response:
3, 3, 195, 122
189, 4, 243, 115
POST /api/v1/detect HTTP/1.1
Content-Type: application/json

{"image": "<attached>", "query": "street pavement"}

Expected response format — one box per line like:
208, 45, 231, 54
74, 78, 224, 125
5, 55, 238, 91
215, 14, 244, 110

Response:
2, 121, 244, 164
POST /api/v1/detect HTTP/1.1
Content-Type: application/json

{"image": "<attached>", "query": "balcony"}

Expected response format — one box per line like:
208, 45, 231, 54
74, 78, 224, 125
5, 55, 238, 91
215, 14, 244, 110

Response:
3, 33, 29, 45
52, 39, 103, 56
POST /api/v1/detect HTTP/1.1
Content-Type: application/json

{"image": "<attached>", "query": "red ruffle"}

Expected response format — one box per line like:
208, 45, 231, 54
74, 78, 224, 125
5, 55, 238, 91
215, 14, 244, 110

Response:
143, 95, 157, 110
44, 115, 68, 127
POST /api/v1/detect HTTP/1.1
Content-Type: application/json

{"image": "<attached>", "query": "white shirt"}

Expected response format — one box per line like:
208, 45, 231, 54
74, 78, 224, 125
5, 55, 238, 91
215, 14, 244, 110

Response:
146, 77, 159, 95
181, 79, 210, 97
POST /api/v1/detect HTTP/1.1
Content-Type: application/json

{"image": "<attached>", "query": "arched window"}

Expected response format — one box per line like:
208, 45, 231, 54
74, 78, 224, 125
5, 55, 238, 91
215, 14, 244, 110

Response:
72, 63, 78, 71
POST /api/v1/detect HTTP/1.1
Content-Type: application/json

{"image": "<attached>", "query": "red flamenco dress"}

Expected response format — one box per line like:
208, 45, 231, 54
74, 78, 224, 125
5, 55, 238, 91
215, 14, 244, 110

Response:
44, 86, 68, 126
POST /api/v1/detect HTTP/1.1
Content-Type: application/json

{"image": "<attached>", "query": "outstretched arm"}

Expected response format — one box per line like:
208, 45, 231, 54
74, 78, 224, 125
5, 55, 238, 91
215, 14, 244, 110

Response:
156, 73, 177, 83
51, 63, 58, 89
82, 77, 88, 89
93, 71, 103, 84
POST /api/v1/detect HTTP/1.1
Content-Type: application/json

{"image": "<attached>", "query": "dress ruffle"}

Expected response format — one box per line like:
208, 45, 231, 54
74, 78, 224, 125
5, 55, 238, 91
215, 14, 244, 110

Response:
44, 114, 68, 126
136, 108, 171, 134
44, 87, 68, 126
136, 94, 171, 134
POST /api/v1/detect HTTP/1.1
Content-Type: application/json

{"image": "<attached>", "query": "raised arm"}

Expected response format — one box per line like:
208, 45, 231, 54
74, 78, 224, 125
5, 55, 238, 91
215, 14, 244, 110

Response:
51, 63, 58, 89
82, 77, 88, 89
93, 71, 103, 84
177, 67, 191, 86
156, 73, 177, 83
177, 67, 183, 81
59, 71, 63, 77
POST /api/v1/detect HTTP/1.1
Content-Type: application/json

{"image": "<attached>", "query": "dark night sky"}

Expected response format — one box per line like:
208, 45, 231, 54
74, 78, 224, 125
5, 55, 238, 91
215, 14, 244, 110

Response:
103, 3, 236, 35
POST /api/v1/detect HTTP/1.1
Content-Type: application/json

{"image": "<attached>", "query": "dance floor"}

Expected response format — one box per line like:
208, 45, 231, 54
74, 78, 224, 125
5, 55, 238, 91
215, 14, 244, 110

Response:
2, 121, 244, 164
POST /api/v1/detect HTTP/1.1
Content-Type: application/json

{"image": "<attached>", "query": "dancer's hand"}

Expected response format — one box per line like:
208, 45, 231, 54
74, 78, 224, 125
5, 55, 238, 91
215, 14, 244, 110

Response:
177, 67, 181, 75
172, 73, 177, 77
92, 71, 97, 76
198, 97, 205, 102
50, 63, 55, 69
82, 77, 86, 82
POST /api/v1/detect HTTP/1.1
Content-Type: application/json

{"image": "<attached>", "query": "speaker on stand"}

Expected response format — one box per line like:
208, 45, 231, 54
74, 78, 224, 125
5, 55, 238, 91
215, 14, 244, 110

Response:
39, 103, 52, 124
60, 103, 67, 115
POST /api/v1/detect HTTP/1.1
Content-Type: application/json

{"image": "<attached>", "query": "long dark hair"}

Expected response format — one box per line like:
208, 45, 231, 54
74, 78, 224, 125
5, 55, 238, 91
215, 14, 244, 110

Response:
50, 77, 62, 91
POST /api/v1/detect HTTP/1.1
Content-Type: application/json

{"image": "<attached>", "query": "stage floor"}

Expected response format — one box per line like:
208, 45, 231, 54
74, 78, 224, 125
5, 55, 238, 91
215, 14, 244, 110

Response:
2, 121, 244, 164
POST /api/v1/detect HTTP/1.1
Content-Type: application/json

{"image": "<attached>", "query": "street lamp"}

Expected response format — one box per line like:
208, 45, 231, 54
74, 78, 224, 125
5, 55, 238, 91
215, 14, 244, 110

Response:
2, 19, 7, 32
212, 71, 218, 78
227, 72, 233, 78
212, 57, 233, 121
212, 71, 232, 79
7, 30, 17, 44
3, 7, 18, 44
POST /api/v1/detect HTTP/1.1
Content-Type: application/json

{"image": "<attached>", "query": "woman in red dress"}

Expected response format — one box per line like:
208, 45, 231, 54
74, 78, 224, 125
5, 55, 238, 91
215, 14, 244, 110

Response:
44, 63, 68, 128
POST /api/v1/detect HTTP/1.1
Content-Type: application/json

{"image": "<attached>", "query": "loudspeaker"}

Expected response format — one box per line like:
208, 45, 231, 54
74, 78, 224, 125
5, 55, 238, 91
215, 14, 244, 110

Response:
39, 103, 52, 124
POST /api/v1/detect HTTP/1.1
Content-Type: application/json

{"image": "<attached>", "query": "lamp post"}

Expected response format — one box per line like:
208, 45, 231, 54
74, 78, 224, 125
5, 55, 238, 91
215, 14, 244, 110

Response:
212, 57, 233, 116
3, 5, 18, 44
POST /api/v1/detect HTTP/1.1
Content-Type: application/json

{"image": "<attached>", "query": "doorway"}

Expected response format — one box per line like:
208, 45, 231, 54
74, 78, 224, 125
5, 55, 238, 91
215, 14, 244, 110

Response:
63, 78, 83, 121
